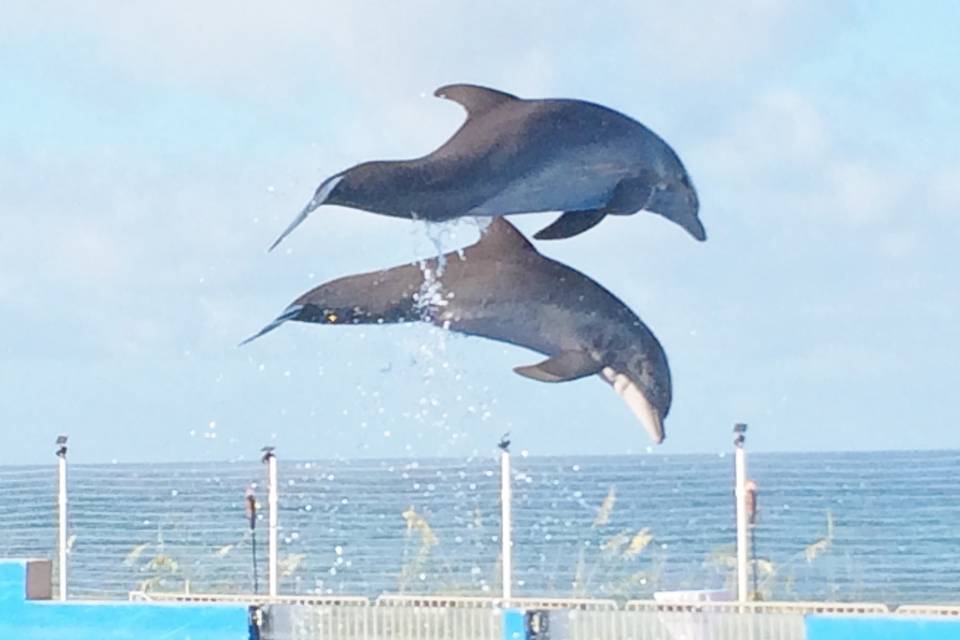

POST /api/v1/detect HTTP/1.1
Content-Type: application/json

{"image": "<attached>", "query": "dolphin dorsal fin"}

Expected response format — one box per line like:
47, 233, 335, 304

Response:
463, 219, 537, 260
434, 84, 518, 119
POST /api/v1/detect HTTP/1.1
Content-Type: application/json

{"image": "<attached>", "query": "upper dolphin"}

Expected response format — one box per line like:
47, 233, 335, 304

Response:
269, 84, 703, 251
249, 219, 673, 444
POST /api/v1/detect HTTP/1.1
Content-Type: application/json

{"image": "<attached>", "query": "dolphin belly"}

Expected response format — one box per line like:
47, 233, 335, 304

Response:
467, 146, 638, 215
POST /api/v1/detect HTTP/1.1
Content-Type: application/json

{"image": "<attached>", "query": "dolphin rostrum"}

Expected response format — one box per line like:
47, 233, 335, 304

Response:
249, 219, 672, 443
269, 84, 703, 251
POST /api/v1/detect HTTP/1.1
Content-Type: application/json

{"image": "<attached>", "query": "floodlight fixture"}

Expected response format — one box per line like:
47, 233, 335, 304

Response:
55, 435, 68, 458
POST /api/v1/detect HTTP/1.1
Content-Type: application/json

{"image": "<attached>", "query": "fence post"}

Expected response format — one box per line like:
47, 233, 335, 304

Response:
261, 446, 278, 597
734, 423, 749, 603
55, 435, 68, 601
498, 434, 512, 602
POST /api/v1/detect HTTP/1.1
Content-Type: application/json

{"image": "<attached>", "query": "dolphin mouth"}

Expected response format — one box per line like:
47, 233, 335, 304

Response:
648, 184, 706, 242
602, 366, 665, 444
681, 215, 707, 242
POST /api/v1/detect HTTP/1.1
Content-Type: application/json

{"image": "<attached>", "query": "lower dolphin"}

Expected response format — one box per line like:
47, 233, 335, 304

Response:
246, 219, 672, 443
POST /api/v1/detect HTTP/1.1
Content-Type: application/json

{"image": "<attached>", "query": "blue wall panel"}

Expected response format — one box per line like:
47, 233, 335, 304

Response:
502, 608, 527, 640
0, 560, 250, 640
807, 615, 960, 640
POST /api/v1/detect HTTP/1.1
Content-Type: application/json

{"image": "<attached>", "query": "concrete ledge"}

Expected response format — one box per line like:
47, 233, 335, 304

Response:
0, 560, 251, 640
807, 614, 960, 640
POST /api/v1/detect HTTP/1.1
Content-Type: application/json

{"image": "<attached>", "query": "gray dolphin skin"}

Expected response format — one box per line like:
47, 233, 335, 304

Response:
248, 219, 672, 444
269, 84, 703, 251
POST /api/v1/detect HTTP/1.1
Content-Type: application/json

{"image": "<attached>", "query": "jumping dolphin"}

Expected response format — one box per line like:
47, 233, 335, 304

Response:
249, 219, 672, 444
269, 84, 703, 251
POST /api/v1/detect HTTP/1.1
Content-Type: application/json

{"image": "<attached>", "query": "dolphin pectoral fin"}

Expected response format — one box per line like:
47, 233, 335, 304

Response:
513, 350, 603, 383
606, 177, 654, 214
533, 210, 608, 240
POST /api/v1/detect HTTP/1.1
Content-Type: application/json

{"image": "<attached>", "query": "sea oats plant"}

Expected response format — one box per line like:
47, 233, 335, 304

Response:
706, 510, 835, 601
568, 486, 664, 600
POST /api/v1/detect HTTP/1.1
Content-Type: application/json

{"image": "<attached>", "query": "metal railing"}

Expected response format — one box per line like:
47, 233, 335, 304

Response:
894, 604, 960, 617
266, 602, 500, 640
129, 590, 369, 607
258, 599, 820, 640
625, 599, 890, 614
132, 591, 943, 640
377, 594, 619, 610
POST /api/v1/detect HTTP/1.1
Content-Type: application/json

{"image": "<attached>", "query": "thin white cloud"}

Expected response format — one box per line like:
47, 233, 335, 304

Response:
6, 1, 825, 99
928, 166, 960, 217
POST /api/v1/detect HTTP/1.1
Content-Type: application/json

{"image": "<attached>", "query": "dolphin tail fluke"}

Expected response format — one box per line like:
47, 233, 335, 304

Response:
238, 305, 305, 346
533, 210, 607, 240
513, 350, 603, 382
269, 175, 345, 252
269, 204, 315, 252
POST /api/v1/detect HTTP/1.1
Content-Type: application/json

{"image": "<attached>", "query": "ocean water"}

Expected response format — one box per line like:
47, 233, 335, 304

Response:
1, 450, 958, 604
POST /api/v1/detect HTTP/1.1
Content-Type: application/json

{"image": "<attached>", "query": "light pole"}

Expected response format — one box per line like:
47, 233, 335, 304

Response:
55, 435, 68, 601
498, 433, 513, 602
261, 446, 278, 597
733, 423, 749, 603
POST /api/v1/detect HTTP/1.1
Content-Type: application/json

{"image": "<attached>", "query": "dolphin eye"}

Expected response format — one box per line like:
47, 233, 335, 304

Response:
326, 313, 338, 323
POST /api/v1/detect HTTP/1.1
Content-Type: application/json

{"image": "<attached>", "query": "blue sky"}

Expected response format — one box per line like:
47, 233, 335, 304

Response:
1, 2, 958, 465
